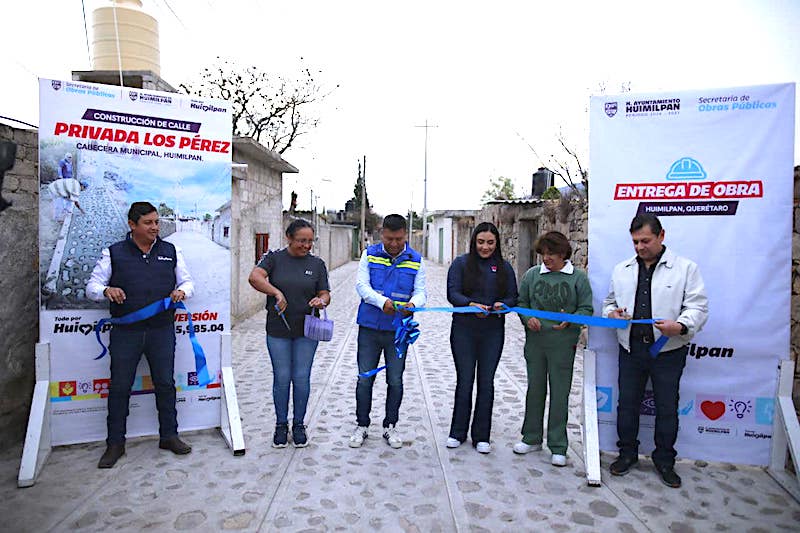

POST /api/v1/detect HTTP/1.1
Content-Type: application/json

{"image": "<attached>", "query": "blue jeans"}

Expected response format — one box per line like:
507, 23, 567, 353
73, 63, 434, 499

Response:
449, 318, 505, 444
107, 324, 177, 445
616, 339, 688, 469
266, 335, 319, 425
356, 326, 405, 428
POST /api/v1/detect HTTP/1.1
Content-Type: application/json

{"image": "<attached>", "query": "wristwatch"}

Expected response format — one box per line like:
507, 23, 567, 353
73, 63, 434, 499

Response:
678, 322, 688, 335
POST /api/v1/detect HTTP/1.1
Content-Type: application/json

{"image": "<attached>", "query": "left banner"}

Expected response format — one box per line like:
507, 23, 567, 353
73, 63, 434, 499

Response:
39, 79, 232, 445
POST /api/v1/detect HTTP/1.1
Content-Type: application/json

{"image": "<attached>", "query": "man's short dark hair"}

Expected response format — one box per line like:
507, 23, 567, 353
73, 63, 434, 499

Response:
630, 213, 662, 235
535, 231, 572, 260
382, 214, 407, 232
128, 202, 157, 224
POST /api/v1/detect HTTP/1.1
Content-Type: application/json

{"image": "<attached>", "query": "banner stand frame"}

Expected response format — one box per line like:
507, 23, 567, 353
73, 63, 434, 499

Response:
767, 358, 800, 503
18, 332, 245, 487
581, 348, 602, 486
17, 342, 53, 488
219, 331, 245, 455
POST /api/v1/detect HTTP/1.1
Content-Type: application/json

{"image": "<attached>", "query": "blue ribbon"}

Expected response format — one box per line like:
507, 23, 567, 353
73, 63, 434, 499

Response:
94, 297, 212, 386
648, 335, 669, 357
406, 305, 669, 358
357, 304, 672, 376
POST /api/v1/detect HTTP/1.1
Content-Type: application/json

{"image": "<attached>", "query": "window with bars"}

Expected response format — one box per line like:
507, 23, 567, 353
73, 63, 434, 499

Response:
255, 233, 270, 263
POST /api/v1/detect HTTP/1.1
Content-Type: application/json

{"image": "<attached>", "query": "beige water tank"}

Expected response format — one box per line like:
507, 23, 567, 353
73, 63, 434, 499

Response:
92, 0, 160, 75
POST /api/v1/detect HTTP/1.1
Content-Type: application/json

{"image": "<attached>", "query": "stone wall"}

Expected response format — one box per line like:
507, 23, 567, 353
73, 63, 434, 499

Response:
476, 199, 588, 278
791, 166, 800, 406
0, 124, 39, 451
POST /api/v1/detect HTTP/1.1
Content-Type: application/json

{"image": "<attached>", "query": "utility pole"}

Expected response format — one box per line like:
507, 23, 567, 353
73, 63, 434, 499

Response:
359, 156, 367, 253
310, 188, 316, 236
415, 120, 437, 258
408, 190, 414, 245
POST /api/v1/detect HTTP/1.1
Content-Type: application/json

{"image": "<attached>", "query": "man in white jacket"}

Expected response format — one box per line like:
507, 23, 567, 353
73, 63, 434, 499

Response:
603, 214, 708, 488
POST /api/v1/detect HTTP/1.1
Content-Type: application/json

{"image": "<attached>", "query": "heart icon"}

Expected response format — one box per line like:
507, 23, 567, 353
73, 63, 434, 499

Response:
701, 400, 725, 420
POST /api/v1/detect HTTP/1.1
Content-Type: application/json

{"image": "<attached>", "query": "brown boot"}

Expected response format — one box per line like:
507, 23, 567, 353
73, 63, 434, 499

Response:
158, 436, 192, 455
98, 443, 125, 468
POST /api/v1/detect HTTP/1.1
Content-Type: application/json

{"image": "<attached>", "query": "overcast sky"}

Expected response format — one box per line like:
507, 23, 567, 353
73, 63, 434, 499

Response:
3, 0, 799, 216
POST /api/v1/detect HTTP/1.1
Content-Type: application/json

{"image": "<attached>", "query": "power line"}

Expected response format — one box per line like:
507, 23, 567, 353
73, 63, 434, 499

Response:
159, 0, 187, 29
81, 0, 92, 67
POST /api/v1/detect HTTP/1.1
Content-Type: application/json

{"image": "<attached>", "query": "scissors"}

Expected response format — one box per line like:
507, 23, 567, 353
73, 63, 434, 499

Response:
274, 304, 291, 331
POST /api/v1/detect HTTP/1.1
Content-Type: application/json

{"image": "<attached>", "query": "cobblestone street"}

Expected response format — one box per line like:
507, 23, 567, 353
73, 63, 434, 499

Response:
1, 261, 798, 532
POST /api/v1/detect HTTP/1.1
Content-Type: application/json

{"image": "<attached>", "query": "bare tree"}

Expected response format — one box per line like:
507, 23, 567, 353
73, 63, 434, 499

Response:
180, 57, 336, 154
515, 81, 631, 203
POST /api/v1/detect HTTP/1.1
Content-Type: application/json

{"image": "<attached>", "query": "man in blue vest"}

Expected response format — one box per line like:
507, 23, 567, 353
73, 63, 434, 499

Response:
87, 202, 195, 468
350, 214, 426, 449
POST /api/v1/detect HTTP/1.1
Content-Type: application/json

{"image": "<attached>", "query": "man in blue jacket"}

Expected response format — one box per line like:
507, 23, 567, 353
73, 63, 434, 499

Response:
87, 202, 195, 468
350, 214, 426, 449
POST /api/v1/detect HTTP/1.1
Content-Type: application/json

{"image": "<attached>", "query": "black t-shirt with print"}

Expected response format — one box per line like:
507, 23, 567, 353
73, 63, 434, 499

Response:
257, 248, 330, 338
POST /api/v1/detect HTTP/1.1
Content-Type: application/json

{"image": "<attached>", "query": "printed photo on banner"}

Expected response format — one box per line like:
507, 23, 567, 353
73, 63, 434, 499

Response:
39, 125, 230, 313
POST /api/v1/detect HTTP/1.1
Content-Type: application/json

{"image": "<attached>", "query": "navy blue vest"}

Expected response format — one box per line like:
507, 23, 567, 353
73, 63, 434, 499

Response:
357, 243, 421, 331
109, 234, 177, 329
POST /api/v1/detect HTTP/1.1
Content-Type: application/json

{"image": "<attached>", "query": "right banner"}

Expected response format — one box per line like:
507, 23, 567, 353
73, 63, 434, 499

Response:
588, 83, 795, 465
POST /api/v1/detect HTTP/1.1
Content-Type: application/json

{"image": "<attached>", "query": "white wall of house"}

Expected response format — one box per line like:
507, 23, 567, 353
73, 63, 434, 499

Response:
427, 215, 454, 265
212, 206, 232, 249
315, 222, 354, 271
231, 138, 297, 323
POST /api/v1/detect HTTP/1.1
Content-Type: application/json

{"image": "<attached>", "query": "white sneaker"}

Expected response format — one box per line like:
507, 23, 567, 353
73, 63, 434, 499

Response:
382, 425, 403, 449
551, 454, 567, 467
513, 441, 542, 454
446, 437, 462, 448
475, 441, 492, 454
349, 426, 368, 448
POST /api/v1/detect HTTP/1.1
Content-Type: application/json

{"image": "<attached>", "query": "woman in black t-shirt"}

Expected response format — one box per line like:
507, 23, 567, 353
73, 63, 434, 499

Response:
249, 219, 330, 448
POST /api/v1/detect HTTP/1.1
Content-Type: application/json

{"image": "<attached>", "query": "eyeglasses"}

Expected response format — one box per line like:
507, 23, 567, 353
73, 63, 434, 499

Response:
293, 239, 313, 245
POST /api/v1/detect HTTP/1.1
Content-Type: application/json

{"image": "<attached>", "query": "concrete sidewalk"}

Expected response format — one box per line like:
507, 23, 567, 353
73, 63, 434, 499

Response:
1, 261, 798, 532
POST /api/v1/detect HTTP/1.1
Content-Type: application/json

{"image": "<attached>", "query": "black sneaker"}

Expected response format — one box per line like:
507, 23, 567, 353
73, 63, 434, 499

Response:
609, 455, 638, 476
272, 423, 289, 448
292, 424, 308, 448
656, 466, 682, 488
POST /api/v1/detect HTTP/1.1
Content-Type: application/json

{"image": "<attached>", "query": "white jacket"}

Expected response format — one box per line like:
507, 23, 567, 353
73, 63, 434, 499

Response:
602, 247, 709, 352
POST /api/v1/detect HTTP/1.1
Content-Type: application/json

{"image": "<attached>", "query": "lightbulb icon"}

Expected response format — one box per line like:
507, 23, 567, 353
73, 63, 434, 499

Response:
728, 399, 752, 419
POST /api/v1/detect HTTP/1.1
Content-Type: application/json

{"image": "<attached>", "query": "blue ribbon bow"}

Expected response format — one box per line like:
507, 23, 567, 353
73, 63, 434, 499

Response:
358, 315, 421, 378
94, 297, 212, 386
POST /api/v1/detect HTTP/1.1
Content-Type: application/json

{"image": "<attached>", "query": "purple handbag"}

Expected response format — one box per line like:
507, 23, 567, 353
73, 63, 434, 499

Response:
304, 307, 334, 341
